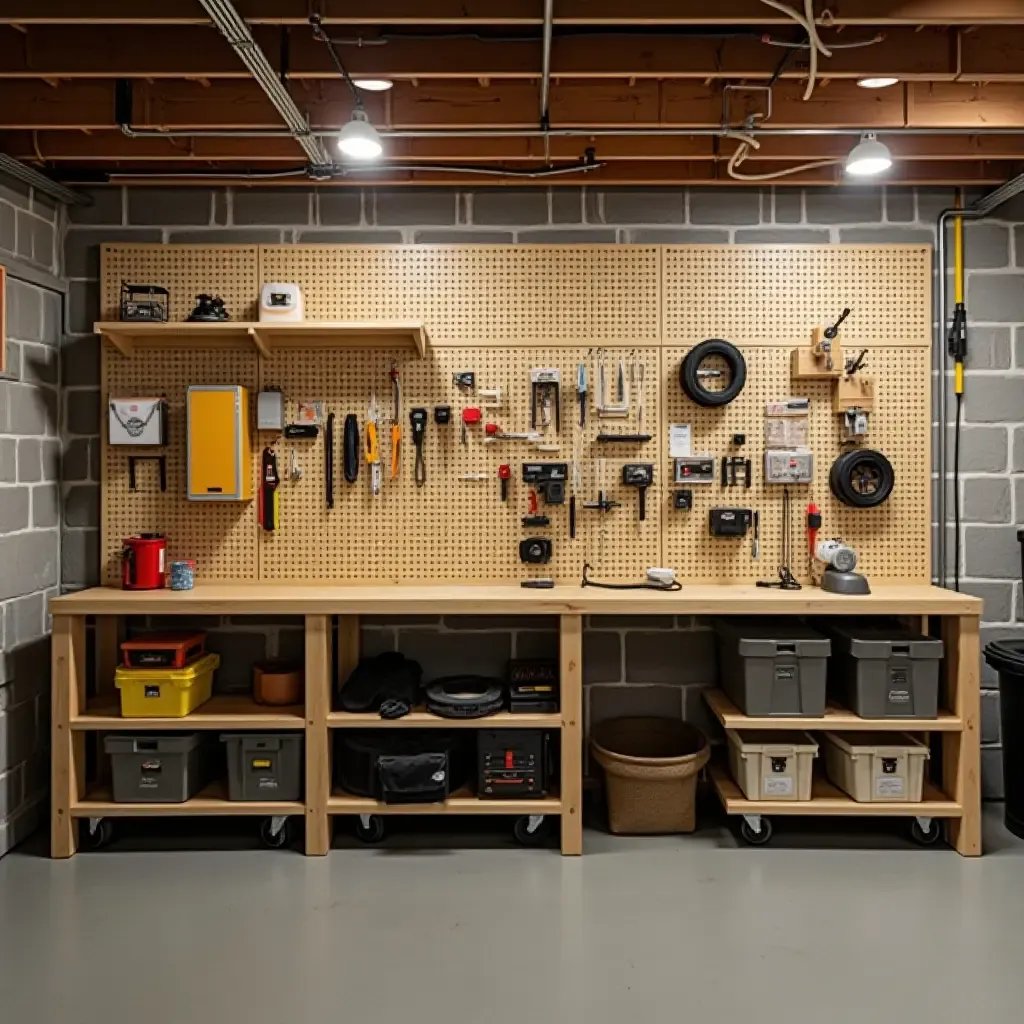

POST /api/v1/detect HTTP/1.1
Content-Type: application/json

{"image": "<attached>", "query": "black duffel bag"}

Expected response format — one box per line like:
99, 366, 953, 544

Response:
338, 651, 423, 714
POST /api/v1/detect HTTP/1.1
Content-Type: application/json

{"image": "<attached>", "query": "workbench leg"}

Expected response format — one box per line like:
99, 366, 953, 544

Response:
943, 613, 982, 857
304, 614, 331, 856
51, 615, 86, 859
94, 616, 123, 787
335, 615, 360, 702
559, 613, 583, 856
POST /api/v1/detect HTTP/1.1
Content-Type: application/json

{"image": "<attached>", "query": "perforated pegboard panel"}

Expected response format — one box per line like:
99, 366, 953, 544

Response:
660, 345, 930, 583
100, 245, 260, 321
664, 245, 931, 346
258, 344, 661, 583
259, 245, 660, 345
100, 243, 930, 586
101, 344, 259, 584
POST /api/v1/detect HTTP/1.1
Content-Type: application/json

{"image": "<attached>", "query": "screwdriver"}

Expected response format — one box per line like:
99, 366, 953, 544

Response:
499, 463, 510, 502
366, 394, 381, 497
390, 363, 402, 480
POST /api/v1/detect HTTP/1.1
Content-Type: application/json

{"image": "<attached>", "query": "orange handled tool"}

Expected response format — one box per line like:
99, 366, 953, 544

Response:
390, 363, 402, 479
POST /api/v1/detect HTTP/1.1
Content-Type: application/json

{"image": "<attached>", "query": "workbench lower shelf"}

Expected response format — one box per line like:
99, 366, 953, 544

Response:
327, 710, 562, 729
73, 695, 305, 731
328, 786, 561, 816
71, 781, 305, 817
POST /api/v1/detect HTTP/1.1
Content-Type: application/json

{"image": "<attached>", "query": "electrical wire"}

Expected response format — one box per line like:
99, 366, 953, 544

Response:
759, 0, 832, 100
309, 14, 364, 108
725, 131, 838, 182
581, 564, 682, 591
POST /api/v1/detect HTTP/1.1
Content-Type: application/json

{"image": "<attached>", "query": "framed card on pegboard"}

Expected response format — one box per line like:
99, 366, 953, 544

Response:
0, 264, 7, 374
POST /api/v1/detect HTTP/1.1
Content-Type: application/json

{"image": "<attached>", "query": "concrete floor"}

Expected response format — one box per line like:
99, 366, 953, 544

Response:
2, 808, 1024, 1023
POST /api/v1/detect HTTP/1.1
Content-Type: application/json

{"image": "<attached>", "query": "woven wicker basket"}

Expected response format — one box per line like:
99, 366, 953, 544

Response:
591, 717, 710, 835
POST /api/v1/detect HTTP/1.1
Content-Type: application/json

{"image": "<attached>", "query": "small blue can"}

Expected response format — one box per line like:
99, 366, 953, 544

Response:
169, 560, 195, 591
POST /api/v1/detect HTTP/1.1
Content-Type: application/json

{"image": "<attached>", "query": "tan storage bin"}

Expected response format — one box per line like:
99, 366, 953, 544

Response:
726, 729, 818, 802
821, 731, 929, 803
591, 717, 710, 834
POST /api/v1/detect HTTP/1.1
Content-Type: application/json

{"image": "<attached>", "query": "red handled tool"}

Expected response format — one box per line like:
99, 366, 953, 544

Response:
461, 406, 481, 445
498, 464, 511, 502
806, 502, 821, 559
528, 489, 538, 515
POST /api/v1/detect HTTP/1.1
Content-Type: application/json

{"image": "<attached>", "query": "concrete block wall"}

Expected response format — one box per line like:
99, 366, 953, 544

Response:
62, 184, 1024, 794
0, 170, 64, 855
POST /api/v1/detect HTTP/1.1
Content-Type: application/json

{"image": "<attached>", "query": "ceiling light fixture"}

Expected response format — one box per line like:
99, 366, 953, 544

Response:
353, 79, 394, 92
857, 77, 899, 89
845, 132, 892, 176
337, 110, 383, 159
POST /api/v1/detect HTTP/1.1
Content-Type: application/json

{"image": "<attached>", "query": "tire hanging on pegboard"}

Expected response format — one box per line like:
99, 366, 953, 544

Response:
679, 339, 746, 407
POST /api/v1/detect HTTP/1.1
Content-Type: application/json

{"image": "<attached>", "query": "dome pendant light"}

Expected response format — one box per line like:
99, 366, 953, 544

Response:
845, 132, 892, 176
337, 109, 383, 160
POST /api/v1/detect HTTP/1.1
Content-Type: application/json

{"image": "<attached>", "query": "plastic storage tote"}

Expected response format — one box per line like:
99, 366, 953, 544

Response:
221, 733, 303, 801
820, 622, 942, 719
114, 652, 219, 718
820, 731, 929, 803
726, 729, 818, 802
104, 733, 209, 802
984, 633, 1024, 839
590, 717, 709, 834
714, 620, 831, 717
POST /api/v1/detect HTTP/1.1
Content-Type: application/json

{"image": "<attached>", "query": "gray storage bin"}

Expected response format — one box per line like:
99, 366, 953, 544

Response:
221, 733, 303, 801
715, 620, 830, 717
821, 622, 943, 719
104, 733, 208, 803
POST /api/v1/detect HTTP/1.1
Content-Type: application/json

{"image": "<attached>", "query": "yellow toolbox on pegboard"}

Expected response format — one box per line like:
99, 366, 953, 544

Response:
114, 653, 220, 717
186, 385, 252, 501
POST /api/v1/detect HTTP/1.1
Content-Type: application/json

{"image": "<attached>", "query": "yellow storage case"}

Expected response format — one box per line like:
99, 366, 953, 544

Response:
186, 385, 252, 501
114, 653, 220, 717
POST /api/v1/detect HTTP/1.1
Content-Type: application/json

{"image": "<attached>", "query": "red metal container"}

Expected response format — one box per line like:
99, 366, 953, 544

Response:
121, 533, 167, 590
120, 632, 206, 669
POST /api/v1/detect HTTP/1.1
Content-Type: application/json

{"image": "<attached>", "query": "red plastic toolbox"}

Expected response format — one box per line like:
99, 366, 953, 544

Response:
120, 632, 206, 670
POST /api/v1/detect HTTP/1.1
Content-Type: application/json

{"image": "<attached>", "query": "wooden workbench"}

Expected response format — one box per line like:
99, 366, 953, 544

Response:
49, 583, 982, 858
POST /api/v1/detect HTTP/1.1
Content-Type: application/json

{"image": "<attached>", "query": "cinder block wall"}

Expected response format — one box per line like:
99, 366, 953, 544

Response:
0, 172, 64, 854
62, 184, 1024, 796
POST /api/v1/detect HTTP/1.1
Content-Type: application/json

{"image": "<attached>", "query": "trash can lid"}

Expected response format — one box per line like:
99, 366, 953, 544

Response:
983, 638, 1024, 676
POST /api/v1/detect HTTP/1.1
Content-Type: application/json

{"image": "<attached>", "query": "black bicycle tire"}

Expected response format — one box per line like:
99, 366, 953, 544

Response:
829, 448, 895, 508
679, 339, 747, 407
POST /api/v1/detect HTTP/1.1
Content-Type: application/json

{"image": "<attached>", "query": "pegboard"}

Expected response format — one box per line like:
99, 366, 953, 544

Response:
99, 243, 931, 586
259, 245, 661, 345
100, 245, 261, 322
101, 344, 260, 584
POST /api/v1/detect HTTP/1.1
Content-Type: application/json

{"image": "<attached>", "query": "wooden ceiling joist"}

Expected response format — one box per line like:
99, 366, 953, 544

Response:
3, 0, 1024, 26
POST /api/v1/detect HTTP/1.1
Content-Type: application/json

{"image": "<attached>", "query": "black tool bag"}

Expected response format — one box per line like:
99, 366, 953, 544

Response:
338, 651, 423, 713
337, 732, 471, 804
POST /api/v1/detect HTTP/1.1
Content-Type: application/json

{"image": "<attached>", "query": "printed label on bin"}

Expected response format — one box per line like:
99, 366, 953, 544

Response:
774, 666, 795, 681
875, 776, 905, 797
258, 778, 278, 788
763, 776, 793, 796
888, 667, 910, 703
144, 685, 161, 698
251, 759, 272, 770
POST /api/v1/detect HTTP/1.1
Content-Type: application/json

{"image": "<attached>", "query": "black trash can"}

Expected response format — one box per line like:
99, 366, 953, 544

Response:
983, 637, 1024, 839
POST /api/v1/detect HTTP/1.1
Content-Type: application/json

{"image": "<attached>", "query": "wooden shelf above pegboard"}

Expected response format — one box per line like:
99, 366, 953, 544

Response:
94, 320, 430, 358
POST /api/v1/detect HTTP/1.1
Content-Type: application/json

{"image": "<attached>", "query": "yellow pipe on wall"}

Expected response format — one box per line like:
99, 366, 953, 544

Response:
953, 191, 965, 395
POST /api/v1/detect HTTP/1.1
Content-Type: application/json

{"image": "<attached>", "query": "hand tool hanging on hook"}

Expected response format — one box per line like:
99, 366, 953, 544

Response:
390, 363, 402, 480
325, 412, 335, 508
343, 413, 359, 483
366, 394, 381, 497
409, 407, 427, 488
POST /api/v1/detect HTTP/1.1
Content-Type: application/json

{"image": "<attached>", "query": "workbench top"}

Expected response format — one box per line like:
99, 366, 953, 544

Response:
49, 583, 981, 617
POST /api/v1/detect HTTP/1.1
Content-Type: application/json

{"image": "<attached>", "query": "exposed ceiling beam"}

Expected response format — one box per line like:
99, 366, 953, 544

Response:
6, 79, 1024, 132
3, 1, 1024, 26
58, 159, 1020, 188
9, 24, 1012, 82
8, 129, 1024, 164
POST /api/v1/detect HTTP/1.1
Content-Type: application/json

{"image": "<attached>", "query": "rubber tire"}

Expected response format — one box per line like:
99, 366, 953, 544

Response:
739, 817, 773, 846
355, 815, 386, 844
513, 815, 550, 847
259, 818, 290, 849
910, 818, 943, 846
829, 448, 895, 509
679, 339, 747, 408
82, 819, 114, 850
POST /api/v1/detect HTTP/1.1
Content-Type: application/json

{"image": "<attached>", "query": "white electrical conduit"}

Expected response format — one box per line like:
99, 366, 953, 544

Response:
725, 132, 838, 181
760, 0, 833, 101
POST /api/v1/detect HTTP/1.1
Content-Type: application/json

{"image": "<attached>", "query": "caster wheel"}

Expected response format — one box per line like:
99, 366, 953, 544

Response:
82, 819, 114, 850
739, 818, 773, 846
513, 815, 549, 847
355, 816, 385, 844
259, 818, 290, 849
910, 819, 942, 846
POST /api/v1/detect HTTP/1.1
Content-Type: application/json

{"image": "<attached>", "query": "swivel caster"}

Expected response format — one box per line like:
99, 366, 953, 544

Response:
739, 814, 773, 846
355, 814, 385, 843
513, 815, 549, 846
910, 817, 942, 846
82, 818, 114, 850
259, 816, 291, 849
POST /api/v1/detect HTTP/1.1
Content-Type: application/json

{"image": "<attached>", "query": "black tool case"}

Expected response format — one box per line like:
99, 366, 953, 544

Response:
477, 730, 555, 798
336, 732, 472, 804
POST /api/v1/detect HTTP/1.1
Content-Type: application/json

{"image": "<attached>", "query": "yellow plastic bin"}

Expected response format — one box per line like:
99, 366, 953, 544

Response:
114, 652, 220, 717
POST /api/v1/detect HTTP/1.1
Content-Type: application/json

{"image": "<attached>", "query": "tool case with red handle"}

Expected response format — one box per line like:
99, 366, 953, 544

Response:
120, 632, 207, 670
